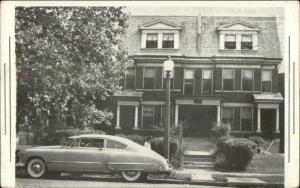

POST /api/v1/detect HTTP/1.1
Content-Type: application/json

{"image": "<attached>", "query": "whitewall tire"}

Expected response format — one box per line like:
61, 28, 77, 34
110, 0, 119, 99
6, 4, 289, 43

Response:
27, 158, 46, 178
121, 170, 142, 182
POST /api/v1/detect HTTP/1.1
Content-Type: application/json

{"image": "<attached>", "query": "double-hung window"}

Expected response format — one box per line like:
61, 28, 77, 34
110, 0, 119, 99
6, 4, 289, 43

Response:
261, 70, 272, 92
184, 69, 194, 95
144, 68, 156, 89
241, 108, 253, 131
222, 107, 234, 128
125, 68, 135, 89
146, 34, 158, 48
224, 34, 236, 49
242, 69, 253, 91
202, 69, 212, 93
162, 33, 174, 48
241, 35, 253, 50
142, 105, 164, 129
163, 69, 174, 89
222, 69, 234, 91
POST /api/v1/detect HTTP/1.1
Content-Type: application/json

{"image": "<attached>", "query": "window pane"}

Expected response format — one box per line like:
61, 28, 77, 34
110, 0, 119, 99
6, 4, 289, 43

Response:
202, 79, 212, 93
143, 106, 154, 129
242, 70, 253, 91
222, 108, 234, 127
262, 70, 271, 81
223, 69, 234, 79
144, 68, 155, 89
242, 35, 252, 42
185, 69, 194, 79
241, 35, 253, 50
242, 70, 253, 79
162, 34, 174, 48
223, 69, 234, 90
225, 35, 236, 41
203, 69, 212, 79
241, 108, 252, 119
146, 34, 158, 48
241, 108, 252, 131
106, 140, 126, 149
125, 68, 134, 89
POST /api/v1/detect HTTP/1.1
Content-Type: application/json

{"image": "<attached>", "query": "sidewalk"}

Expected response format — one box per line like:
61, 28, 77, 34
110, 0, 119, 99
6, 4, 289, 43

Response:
168, 168, 284, 187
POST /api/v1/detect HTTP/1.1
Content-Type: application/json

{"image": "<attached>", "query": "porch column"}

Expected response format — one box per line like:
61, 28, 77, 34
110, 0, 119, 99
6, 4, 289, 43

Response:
175, 104, 179, 126
217, 105, 221, 126
133, 105, 139, 129
275, 108, 280, 133
257, 108, 261, 133
116, 105, 121, 129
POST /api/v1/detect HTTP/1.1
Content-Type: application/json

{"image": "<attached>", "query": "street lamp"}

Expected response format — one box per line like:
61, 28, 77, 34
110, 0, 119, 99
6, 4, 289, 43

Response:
163, 56, 174, 160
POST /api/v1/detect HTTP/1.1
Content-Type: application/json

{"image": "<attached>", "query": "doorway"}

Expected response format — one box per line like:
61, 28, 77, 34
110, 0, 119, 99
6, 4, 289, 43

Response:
179, 105, 217, 137
261, 109, 276, 137
119, 106, 135, 131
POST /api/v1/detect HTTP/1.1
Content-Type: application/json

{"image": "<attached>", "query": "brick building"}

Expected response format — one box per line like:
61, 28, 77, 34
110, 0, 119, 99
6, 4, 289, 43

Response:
115, 15, 283, 137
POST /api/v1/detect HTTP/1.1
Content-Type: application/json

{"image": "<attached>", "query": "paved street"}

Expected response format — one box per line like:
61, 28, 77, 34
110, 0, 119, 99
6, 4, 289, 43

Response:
16, 176, 230, 188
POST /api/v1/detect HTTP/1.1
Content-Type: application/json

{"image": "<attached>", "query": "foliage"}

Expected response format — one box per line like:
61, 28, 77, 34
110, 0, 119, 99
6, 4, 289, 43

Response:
248, 136, 265, 153
214, 137, 256, 171
15, 7, 131, 133
210, 123, 231, 139
116, 134, 146, 145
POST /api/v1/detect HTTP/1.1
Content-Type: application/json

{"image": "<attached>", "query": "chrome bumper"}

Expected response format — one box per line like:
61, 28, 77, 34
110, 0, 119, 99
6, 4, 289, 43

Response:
16, 162, 25, 168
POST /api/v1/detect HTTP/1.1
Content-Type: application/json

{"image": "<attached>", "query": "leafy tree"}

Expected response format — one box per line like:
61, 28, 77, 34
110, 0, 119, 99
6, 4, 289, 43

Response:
15, 7, 131, 134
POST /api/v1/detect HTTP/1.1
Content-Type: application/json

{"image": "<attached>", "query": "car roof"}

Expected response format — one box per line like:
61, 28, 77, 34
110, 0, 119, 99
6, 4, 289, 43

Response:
69, 134, 135, 145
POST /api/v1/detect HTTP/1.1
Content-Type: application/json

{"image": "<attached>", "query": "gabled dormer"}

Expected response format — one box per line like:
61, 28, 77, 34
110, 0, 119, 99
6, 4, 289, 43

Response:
139, 20, 182, 49
217, 20, 260, 50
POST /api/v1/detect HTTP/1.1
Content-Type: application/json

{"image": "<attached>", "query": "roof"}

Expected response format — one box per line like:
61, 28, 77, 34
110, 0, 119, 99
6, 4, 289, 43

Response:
123, 15, 281, 59
69, 134, 135, 145
253, 93, 284, 103
199, 16, 281, 59
138, 19, 182, 30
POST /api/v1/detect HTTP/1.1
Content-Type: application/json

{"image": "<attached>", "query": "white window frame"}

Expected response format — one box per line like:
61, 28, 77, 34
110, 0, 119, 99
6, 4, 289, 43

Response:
141, 30, 180, 49
201, 68, 213, 94
261, 69, 272, 93
222, 68, 235, 91
240, 107, 253, 132
241, 69, 254, 91
219, 31, 258, 51
183, 68, 195, 95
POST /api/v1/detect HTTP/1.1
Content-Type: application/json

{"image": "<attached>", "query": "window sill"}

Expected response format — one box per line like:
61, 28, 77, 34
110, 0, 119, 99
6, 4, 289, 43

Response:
141, 48, 179, 51
215, 90, 261, 93
219, 49, 258, 52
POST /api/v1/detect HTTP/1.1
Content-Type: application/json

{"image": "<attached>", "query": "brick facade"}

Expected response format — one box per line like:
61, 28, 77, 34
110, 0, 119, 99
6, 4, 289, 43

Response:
116, 15, 283, 137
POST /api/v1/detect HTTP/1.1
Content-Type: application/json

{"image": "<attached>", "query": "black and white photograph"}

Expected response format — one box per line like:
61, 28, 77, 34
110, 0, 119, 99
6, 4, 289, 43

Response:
0, 1, 299, 188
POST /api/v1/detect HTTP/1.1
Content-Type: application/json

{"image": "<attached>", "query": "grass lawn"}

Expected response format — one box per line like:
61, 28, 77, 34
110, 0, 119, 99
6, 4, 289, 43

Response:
246, 153, 284, 174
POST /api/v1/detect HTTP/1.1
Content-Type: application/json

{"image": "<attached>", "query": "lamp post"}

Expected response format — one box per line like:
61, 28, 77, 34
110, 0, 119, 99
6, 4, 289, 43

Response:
163, 56, 174, 160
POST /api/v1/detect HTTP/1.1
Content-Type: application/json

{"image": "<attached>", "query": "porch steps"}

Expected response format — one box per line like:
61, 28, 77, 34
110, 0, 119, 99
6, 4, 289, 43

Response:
182, 151, 215, 169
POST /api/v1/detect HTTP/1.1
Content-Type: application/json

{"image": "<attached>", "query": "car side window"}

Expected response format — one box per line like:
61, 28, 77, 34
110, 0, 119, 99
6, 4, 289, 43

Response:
80, 139, 104, 148
106, 140, 126, 149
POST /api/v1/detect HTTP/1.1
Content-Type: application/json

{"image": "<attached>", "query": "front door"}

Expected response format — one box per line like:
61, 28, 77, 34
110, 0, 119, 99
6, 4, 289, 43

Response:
120, 106, 135, 131
261, 109, 276, 137
179, 105, 217, 137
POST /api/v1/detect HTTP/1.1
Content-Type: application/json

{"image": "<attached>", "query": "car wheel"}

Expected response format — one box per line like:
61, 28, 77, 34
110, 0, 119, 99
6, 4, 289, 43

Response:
121, 170, 142, 182
27, 158, 46, 178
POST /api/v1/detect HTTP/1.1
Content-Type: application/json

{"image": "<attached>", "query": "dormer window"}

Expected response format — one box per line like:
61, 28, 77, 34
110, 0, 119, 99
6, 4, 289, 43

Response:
139, 20, 181, 49
217, 21, 259, 51
146, 34, 158, 48
225, 35, 236, 49
241, 35, 253, 50
162, 33, 174, 48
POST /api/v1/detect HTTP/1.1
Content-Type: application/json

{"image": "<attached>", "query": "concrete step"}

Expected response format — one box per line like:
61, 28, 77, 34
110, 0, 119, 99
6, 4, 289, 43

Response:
182, 163, 214, 169
183, 161, 214, 165
183, 156, 215, 162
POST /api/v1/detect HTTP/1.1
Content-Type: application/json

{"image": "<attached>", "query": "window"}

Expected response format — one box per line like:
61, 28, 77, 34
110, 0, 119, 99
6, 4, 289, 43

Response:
241, 35, 253, 50
80, 139, 104, 148
184, 69, 194, 95
162, 33, 174, 48
106, 140, 126, 149
142, 105, 164, 129
241, 108, 253, 131
202, 69, 212, 93
262, 70, 272, 92
225, 35, 236, 49
222, 69, 234, 90
144, 68, 155, 89
146, 34, 158, 48
222, 107, 234, 128
125, 68, 135, 89
242, 69, 253, 91
163, 69, 174, 89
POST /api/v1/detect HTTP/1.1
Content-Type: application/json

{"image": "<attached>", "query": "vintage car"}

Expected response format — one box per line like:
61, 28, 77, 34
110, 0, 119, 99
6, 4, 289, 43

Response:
17, 134, 172, 182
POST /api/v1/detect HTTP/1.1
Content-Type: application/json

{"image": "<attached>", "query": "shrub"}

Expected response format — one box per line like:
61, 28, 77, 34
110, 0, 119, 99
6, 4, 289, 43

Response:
248, 136, 265, 153
150, 137, 179, 157
210, 123, 231, 139
214, 137, 256, 171
116, 134, 146, 145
